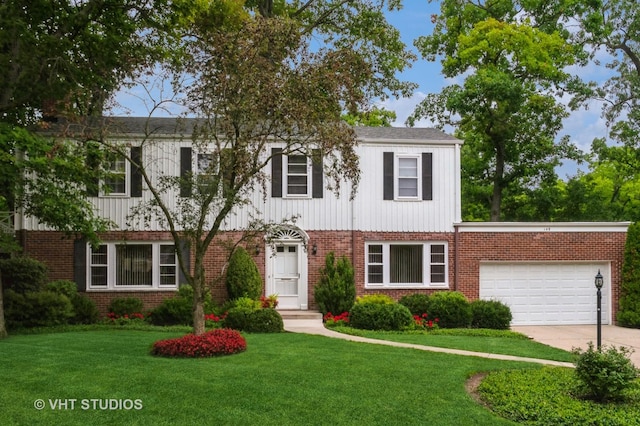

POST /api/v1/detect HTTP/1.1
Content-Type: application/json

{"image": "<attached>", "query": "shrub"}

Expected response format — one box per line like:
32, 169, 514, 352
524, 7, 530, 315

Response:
349, 302, 413, 331
619, 221, 640, 328
572, 342, 639, 402
470, 299, 512, 330
70, 294, 100, 324
314, 252, 356, 315
45, 280, 78, 299
0, 257, 48, 293
231, 296, 262, 311
427, 291, 472, 329
151, 328, 247, 358
356, 294, 395, 305
399, 293, 431, 315
4, 289, 73, 328
224, 307, 284, 333
226, 247, 262, 300
108, 297, 144, 317
323, 312, 350, 327
149, 285, 216, 326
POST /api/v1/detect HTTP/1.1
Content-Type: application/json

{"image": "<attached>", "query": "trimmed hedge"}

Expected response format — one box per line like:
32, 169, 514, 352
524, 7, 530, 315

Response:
399, 293, 431, 315
108, 297, 144, 317
428, 291, 472, 329
349, 302, 413, 331
226, 247, 262, 300
470, 299, 512, 330
0, 257, 47, 293
224, 307, 284, 333
314, 252, 356, 315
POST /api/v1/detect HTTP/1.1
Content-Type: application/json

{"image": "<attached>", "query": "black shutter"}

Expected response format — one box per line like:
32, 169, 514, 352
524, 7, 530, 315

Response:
383, 152, 394, 200
312, 149, 323, 198
73, 239, 87, 291
271, 148, 283, 198
180, 147, 192, 197
177, 239, 191, 286
422, 152, 433, 201
130, 146, 143, 197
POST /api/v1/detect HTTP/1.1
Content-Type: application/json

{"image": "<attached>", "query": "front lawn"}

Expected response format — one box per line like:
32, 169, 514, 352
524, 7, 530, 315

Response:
1, 329, 533, 425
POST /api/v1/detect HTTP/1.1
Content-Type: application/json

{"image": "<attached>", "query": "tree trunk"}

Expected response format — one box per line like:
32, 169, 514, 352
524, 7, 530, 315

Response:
0, 269, 8, 339
191, 263, 206, 336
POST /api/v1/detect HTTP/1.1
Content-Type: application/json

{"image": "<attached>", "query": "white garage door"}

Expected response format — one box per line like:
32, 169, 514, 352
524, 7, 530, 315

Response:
480, 263, 610, 326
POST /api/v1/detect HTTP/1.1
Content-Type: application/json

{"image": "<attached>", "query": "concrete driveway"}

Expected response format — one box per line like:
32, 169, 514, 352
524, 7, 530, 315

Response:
512, 325, 640, 367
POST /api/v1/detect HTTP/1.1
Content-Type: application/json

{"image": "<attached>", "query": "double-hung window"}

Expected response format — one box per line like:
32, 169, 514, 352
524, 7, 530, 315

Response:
365, 242, 447, 288
87, 242, 178, 290
285, 154, 310, 196
103, 154, 128, 196
396, 155, 420, 199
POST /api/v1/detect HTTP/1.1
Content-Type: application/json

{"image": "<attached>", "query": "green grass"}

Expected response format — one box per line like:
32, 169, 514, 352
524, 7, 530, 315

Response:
329, 326, 574, 362
0, 329, 540, 426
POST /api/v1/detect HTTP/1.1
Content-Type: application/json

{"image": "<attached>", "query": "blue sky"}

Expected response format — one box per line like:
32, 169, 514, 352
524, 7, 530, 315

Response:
113, 1, 612, 177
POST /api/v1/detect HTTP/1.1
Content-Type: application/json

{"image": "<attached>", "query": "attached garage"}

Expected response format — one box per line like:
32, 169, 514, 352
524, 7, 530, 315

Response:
479, 262, 610, 326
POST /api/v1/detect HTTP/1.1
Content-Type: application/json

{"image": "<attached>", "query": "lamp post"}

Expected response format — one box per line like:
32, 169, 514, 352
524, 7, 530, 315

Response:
595, 270, 604, 350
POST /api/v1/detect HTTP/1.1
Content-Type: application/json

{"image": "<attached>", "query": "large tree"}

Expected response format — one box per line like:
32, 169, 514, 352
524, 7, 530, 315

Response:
98, 15, 371, 335
410, 1, 583, 221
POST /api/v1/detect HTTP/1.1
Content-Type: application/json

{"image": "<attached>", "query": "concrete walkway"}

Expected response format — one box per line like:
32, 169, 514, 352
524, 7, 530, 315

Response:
282, 316, 575, 367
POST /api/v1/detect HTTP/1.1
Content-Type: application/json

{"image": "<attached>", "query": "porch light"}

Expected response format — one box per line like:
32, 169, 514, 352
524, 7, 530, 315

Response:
312, 244, 317, 255
255, 244, 261, 256
595, 270, 604, 350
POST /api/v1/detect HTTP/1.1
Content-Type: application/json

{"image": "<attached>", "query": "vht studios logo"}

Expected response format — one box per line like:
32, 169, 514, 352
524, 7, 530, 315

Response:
34, 398, 143, 411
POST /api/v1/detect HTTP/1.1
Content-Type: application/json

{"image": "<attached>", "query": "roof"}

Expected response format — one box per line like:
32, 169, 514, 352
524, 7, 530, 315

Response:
39, 116, 461, 144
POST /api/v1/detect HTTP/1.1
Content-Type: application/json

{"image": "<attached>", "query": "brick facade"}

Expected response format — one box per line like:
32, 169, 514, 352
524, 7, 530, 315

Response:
17, 226, 628, 321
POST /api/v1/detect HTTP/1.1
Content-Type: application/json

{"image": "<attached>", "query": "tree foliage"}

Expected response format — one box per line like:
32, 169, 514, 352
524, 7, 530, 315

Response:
619, 222, 640, 327
412, 1, 583, 221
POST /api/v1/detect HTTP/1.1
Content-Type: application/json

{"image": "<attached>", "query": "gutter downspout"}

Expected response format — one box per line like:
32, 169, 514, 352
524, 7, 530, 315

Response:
454, 224, 459, 292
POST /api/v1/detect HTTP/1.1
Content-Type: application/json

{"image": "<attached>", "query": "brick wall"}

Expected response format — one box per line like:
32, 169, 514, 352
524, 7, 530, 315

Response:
456, 230, 627, 320
16, 228, 628, 319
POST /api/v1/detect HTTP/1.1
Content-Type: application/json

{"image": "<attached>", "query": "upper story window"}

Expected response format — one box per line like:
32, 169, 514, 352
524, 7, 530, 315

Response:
365, 242, 448, 288
88, 242, 178, 290
103, 154, 128, 196
271, 148, 323, 199
396, 155, 421, 199
285, 154, 310, 196
383, 152, 433, 201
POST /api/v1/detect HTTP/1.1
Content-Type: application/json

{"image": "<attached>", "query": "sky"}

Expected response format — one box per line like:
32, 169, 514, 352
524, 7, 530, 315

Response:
113, 1, 614, 177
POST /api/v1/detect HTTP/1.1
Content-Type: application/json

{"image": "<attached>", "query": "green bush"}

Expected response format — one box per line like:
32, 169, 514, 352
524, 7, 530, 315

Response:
349, 302, 413, 331
572, 342, 639, 402
45, 280, 78, 299
356, 293, 395, 305
4, 289, 73, 328
70, 294, 100, 324
224, 307, 283, 333
399, 293, 431, 315
226, 247, 262, 300
428, 291, 472, 329
108, 297, 144, 316
314, 252, 356, 315
0, 257, 48, 293
470, 299, 512, 330
619, 222, 640, 328
149, 285, 214, 326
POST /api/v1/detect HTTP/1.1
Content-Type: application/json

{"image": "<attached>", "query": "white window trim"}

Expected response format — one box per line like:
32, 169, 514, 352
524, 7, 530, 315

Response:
365, 241, 448, 289
284, 154, 311, 198
100, 150, 130, 197
395, 154, 421, 201
87, 242, 178, 291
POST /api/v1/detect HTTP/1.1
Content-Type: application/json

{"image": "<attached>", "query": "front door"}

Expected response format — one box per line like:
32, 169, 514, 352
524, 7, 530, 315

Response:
268, 242, 308, 310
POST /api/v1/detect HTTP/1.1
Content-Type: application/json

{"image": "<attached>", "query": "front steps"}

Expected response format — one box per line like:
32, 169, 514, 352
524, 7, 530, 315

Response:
277, 310, 323, 320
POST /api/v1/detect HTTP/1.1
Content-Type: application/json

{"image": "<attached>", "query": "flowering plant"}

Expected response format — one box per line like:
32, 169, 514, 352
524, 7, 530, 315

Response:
105, 312, 148, 325
323, 312, 350, 327
205, 312, 227, 328
151, 328, 247, 358
413, 313, 439, 330
260, 294, 279, 309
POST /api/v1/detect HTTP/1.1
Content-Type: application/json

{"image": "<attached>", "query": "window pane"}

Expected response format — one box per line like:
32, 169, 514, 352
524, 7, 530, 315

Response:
390, 245, 423, 283
91, 245, 107, 265
160, 245, 176, 264
398, 158, 418, 177
105, 156, 126, 194
287, 155, 308, 195
398, 178, 418, 197
160, 266, 177, 285
431, 245, 445, 264
368, 265, 383, 283
367, 245, 384, 284
430, 245, 446, 283
116, 245, 152, 286
431, 265, 446, 283
368, 245, 383, 264
91, 267, 107, 286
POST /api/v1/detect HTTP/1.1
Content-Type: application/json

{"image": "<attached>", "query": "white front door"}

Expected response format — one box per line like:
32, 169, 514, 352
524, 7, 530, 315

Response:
268, 242, 308, 310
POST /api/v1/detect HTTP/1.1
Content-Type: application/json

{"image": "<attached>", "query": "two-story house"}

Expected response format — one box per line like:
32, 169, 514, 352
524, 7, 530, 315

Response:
17, 118, 629, 326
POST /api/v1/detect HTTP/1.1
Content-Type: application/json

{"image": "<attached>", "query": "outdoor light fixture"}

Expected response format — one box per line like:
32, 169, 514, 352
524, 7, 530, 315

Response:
255, 244, 261, 256
312, 244, 318, 255
595, 269, 604, 350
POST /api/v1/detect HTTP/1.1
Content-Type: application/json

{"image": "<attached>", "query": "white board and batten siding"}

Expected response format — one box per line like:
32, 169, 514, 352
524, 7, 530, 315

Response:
480, 262, 610, 326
